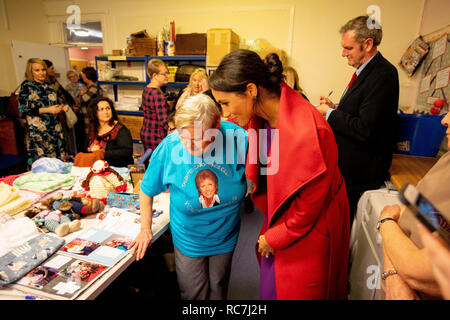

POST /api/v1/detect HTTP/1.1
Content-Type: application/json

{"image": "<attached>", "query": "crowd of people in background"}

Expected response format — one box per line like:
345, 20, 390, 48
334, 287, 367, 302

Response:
11, 13, 450, 301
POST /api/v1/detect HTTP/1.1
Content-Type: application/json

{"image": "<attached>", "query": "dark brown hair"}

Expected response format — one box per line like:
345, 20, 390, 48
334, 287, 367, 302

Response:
208, 49, 284, 97
88, 96, 119, 135
82, 66, 97, 82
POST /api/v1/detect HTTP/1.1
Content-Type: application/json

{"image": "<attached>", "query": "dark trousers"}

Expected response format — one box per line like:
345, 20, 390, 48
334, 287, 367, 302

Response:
174, 246, 234, 300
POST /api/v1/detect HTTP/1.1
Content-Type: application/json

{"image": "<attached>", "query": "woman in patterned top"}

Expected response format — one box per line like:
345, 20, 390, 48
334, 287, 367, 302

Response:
139, 59, 170, 152
75, 66, 101, 152
18, 58, 67, 167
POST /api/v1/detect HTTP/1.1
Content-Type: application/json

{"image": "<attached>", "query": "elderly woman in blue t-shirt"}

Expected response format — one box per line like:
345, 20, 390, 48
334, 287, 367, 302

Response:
129, 94, 248, 300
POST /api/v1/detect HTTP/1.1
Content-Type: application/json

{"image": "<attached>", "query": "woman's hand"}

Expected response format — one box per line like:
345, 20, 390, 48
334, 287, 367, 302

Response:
47, 104, 63, 114
62, 104, 69, 112
379, 204, 402, 222
258, 235, 275, 258
129, 228, 153, 261
417, 222, 450, 299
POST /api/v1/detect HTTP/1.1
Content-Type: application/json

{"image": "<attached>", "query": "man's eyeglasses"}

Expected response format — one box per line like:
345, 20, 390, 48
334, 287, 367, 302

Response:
159, 72, 169, 77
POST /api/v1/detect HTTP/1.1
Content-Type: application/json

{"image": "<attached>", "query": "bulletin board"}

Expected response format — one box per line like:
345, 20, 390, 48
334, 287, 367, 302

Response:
415, 30, 450, 113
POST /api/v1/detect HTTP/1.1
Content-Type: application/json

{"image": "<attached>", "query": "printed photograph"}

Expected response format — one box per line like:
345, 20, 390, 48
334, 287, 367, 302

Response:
104, 235, 133, 251
195, 169, 221, 209
17, 266, 59, 289
60, 238, 101, 256
60, 260, 107, 283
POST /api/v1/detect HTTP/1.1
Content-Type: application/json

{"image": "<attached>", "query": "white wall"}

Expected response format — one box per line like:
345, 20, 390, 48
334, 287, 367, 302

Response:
2, 0, 442, 110
0, 0, 50, 96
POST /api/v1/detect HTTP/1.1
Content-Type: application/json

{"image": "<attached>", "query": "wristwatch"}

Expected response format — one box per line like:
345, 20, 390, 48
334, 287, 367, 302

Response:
376, 217, 396, 231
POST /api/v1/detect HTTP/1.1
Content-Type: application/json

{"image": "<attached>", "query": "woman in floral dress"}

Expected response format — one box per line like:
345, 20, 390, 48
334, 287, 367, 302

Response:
18, 58, 67, 167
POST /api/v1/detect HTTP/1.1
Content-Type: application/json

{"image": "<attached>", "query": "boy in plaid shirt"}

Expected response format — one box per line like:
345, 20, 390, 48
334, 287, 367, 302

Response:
140, 59, 170, 152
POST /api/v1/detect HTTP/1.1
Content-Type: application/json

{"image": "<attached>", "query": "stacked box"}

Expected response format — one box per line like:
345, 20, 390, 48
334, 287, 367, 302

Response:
130, 38, 157, 56
175, 33, 207, 55
206, 29, 240, 66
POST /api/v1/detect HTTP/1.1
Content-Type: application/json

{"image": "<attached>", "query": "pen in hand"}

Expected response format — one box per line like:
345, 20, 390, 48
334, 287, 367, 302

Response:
327, 90, 333, 98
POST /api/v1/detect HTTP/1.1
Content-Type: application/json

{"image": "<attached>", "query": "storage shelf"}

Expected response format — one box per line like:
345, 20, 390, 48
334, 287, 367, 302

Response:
98, 81, 188, 87
95, 55, 206, 144
117, 110, 143, 116
97, 55, 205, 61
96, 56, 147, 61
99, 81, 147, 86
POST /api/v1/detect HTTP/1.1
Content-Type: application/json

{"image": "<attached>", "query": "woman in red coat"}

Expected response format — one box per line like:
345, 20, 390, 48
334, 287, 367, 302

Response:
209, 50, 350, 300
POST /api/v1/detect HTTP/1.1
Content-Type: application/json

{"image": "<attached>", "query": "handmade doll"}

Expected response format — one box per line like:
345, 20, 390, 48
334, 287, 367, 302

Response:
28, 209, 81, 237
24, 193, 81, 237
53, 196, 105, 216
81, 160, 127, 203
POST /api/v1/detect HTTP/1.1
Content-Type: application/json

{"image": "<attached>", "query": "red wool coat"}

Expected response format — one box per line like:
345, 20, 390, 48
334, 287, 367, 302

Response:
246, 83, 350, 299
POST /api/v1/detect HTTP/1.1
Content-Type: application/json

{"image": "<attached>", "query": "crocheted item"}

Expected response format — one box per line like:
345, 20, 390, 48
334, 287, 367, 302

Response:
13, 172, 77, 193
82, 160, 127, 201
0, 182, 32, 215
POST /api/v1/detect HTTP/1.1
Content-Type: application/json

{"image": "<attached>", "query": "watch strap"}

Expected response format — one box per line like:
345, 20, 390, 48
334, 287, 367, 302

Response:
377, 217, 395, 231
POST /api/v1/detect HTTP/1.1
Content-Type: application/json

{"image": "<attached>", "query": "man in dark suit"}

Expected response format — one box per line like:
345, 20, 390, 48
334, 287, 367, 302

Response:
317, 15, 399, 223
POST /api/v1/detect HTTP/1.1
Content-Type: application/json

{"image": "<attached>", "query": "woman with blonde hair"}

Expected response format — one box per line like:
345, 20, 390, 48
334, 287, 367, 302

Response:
18, 58, 68, 167
175, 68, 209, 109
130, 93, 248, 300
283, 66, 309, 101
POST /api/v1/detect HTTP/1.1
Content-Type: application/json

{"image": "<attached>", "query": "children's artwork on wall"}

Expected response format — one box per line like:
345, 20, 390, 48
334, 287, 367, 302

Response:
415, 31, 450, 113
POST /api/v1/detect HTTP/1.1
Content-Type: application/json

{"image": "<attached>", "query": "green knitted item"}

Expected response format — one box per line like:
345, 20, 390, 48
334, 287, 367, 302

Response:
13, 173, 77, 193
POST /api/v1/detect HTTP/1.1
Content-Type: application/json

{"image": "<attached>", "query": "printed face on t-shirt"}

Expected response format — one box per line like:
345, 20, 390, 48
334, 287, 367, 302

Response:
199, 177, 217, 201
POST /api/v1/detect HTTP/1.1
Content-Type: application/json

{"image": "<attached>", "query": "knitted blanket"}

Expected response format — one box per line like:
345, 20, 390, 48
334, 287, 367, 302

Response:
0, 182, 32, 215
12, 172, 77, 194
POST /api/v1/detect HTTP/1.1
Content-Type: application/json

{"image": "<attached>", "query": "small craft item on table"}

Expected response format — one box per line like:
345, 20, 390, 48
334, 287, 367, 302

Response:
31, 157, 72, 174
13, 172, 77, 194
106, 192, 140, 210
81, 160, 127, 203
0, 182, 32, 215
128, 164, 145, 193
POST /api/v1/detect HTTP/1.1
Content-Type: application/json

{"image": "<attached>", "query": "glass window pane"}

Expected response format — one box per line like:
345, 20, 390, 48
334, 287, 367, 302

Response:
64, 21, 103, 44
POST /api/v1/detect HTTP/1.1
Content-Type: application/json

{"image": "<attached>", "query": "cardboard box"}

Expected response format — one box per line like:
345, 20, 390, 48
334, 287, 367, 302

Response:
207, 29, 240, 66
117, 114, 143, 141
175, 33, 207, 55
